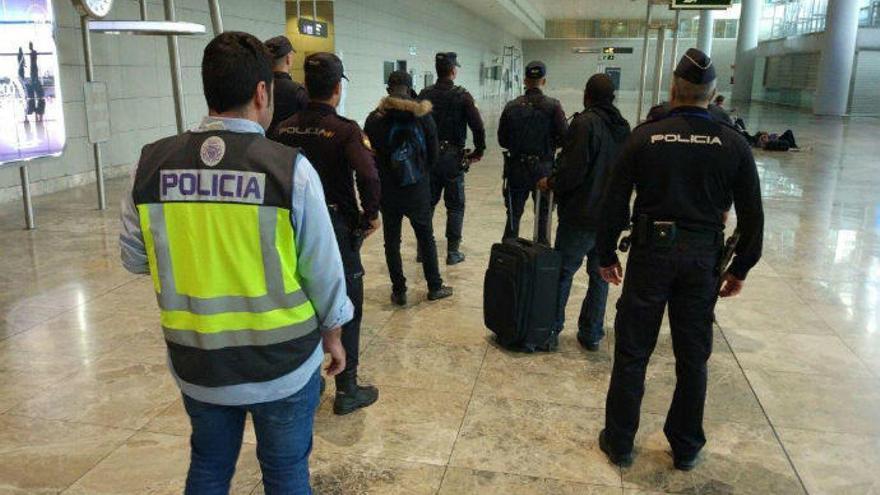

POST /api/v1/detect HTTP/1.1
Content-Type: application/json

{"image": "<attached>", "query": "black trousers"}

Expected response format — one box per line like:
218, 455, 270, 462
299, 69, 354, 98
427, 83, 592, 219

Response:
604, 240, 720, 459
431, 150, 466, 248
329, 209, 364, 374
503, 188, 551, 245
381, 179, 443, 293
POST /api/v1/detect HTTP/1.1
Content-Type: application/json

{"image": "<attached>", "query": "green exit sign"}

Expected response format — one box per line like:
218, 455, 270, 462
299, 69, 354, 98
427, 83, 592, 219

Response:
670, 0, 733, 9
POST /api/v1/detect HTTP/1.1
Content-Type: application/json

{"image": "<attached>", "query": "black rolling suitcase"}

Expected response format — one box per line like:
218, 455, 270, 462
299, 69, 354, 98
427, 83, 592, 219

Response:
484, 190, 561, 352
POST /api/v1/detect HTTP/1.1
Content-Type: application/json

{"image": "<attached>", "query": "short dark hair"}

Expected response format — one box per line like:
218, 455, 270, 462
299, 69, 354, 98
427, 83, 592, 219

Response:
436, 64, 453, 79
673, 75, 716, 105
305, 74, 339, 100
202, 31, 273, 113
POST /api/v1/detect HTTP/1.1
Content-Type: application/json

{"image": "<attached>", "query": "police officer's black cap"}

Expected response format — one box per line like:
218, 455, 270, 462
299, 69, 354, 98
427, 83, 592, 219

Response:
525, 60, 546, 80
435, 52, 460, 69
387, 70, 412, 88
265, 36, 294, 59
304, 52, 348, 82
674, 48, 716, 85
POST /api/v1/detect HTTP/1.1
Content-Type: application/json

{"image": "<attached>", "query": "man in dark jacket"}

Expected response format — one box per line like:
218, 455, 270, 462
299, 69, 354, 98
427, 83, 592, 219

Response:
418, 52, 486, 265
538, 74, 631, 350
271, 52, 381, 415
364, 71, 453, 305
265, 36, 309, 136
497, 61, 567, 244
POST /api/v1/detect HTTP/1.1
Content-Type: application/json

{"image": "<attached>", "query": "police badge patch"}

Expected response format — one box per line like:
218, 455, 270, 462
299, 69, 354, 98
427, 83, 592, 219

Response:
200, 136, 226, 167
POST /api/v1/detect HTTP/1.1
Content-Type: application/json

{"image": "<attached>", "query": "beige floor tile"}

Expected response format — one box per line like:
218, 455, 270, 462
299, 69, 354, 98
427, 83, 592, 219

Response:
380, 301, 493, 346
622, 414, 804, 494
359, 336, 486, 394
11, 357, 178, 430
253, 452, 446, 495
714, 298, 835, 335
0, 415, 133, 494
724, 328, 873, 377
313, 385, 468, 465
641, 351, 768, 426
438, 467, 621, 494
63, 431, 261, 494
449, 395, 622, 487
746, 369, 880, 435
472, 345, 611, 408
778, 427, 880, 495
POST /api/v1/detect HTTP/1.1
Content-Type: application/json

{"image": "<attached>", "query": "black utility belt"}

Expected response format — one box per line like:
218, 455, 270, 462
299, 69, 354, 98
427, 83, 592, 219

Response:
439, 141, 464, 153
631, 219, 722, 249
507, 153, 541, 164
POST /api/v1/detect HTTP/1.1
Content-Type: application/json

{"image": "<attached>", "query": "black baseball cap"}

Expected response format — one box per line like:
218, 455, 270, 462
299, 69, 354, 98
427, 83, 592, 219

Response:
674, 48, 716, 85
525, 60, 546, 80
435, 52, 460, 70
387, 70, 413, 88
304, 52, 348, 82
265, 36, 294, 59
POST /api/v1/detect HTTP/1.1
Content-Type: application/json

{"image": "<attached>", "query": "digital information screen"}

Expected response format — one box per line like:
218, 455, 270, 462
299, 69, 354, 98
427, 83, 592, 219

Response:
0, 0, 65, 166
298, 18, 328, 38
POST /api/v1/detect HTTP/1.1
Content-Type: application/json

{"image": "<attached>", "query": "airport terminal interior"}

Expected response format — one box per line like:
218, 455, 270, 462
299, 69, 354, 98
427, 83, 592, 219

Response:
2, 0, 880, 493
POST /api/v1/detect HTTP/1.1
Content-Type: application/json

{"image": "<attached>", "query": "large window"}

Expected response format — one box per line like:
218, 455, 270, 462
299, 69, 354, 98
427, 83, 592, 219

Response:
759, 0, 876, 40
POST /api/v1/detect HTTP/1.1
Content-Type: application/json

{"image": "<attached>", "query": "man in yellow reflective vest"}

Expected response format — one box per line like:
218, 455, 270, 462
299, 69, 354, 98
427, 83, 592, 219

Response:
119, 31, 350, 494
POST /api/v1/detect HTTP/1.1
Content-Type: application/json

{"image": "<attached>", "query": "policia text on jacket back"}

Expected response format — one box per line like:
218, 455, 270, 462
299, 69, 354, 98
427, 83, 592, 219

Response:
595, 49, 764, 472
418, 52, 486, 265
271, 52, 381, 416
497, 60, 567, 245
119, 32, 351, 494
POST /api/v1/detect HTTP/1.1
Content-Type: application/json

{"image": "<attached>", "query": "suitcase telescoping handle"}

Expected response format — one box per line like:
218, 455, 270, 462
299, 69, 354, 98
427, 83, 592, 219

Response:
532, 188, 554, 245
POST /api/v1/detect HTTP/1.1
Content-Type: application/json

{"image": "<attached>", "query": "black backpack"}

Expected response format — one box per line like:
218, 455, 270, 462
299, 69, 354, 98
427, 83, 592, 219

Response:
505, 96, 553, 157
387, 120, 427, 187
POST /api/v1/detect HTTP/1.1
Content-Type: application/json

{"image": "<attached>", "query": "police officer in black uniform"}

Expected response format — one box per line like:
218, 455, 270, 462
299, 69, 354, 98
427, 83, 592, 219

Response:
418, 52, 486, 265
497, 60, 567, 245
271, 52, 381, 416
265, 36, 309, 136
595, 49, 764, 471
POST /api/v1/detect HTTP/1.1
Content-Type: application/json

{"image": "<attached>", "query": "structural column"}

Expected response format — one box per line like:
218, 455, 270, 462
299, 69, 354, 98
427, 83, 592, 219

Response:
814, 0, 861, 116
697, 9, 715, 55
732, 0, 761, 102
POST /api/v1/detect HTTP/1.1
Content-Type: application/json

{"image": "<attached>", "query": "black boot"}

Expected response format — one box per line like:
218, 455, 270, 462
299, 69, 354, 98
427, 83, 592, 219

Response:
446, 241, 465, 265
333, 370, 379, 415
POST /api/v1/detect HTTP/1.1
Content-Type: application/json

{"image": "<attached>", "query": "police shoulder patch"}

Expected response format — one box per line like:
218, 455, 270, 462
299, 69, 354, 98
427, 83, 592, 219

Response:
200, 136, 226, 167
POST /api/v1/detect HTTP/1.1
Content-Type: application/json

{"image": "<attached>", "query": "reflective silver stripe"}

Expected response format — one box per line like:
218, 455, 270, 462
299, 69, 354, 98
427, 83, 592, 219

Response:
259, 207, 287, 295
158, 290, 309, 315
148, 204, 308, 316
163, 315, 318, 350
148, 204, 177, 295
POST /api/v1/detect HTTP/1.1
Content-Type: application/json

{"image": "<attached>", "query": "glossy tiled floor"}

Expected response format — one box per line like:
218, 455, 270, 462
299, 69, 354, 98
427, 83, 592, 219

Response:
2, 99, 880, 494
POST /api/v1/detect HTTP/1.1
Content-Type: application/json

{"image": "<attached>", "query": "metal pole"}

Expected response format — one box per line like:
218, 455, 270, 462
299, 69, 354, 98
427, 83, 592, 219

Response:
81, 15, 107, 210
296, 0, 301, 19
312, 0, 317, 20
636, 1, 653, 123
208, 0, 223, 35
19, 165, 35, 230
652, 26, 667, 106
670, 10, 681, 80
164, 0, 186, 133
139, 0, 148, 20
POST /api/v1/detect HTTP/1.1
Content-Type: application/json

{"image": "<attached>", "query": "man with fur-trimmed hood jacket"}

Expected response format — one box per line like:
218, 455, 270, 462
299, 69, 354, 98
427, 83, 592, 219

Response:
364, 71, 453, 306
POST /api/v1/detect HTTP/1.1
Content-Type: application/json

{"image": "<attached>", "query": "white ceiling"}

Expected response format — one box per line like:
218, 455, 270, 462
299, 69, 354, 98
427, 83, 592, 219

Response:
529, 0, 675, 20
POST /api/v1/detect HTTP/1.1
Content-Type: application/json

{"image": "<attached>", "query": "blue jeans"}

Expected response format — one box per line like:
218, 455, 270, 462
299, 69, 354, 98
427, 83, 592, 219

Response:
183, 370, 321, 495
554, 222, 609, 343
